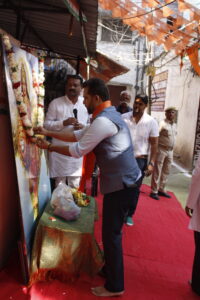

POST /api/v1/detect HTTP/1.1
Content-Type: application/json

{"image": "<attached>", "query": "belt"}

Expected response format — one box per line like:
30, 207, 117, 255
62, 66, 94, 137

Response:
159, 145, 173, 151
136, 155, 148, 159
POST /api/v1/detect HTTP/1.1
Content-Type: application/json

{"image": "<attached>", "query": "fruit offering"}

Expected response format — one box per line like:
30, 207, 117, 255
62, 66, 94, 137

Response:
71, 189, 90, 207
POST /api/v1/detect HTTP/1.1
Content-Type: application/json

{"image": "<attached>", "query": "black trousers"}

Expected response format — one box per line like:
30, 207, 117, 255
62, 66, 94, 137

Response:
128, 157, 147, 217
191, 231, 200, 295
102, 186, 137, 292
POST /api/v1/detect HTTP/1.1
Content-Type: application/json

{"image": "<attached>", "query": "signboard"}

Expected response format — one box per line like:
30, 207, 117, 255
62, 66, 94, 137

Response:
193, 98, 200, 167
151, 70, 168, 111
2, 35, 51, 281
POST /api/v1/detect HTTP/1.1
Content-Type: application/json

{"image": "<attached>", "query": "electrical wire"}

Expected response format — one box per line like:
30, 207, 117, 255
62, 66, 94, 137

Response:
121, 0, 177, 20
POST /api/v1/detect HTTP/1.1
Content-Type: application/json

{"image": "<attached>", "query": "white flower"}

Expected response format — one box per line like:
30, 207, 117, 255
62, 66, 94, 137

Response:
18, 102, 27, 114
11, 71, 20, 83
26, 128, 34, 136
39, 89, 45, 97
15, 89, 22, 100
21, 116, 32, 127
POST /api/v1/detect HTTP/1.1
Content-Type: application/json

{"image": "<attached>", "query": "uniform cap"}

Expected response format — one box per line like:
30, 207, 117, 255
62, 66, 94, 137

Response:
165, 106, 177, 112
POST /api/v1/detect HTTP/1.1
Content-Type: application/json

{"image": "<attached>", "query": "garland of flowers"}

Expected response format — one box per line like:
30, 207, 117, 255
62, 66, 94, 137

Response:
37, 58, 45, 126
2, 34, 45, 142
32, 57, 45, 126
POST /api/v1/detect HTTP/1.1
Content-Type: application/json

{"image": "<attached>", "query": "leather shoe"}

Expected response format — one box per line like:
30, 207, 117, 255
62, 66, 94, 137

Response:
158, 191, 171, 198
150, 193, 159, 200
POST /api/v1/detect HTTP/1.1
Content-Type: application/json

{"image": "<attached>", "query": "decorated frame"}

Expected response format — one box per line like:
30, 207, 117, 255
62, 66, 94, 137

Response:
1, 34, 51, 281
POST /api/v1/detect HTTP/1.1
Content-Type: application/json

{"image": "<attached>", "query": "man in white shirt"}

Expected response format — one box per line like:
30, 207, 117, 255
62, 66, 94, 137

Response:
122, 95, 159, 225
150, 107, 177, 200
44, 74, 89, 189
35, 78, 141, 297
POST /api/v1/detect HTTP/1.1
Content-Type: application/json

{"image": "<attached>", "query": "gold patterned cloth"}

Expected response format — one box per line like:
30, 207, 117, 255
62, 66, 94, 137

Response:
30, 197, 104, 285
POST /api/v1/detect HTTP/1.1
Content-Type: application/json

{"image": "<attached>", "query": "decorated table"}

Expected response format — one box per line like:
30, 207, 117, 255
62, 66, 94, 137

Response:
30, 196, 104, 284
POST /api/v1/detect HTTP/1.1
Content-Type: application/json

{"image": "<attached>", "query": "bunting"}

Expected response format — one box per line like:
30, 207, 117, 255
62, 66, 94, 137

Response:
187, 44, 200, 75
99, 0, 200, 59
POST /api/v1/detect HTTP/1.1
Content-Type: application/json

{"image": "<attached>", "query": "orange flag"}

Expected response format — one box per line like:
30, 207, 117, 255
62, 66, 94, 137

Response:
187, 45, 200, 76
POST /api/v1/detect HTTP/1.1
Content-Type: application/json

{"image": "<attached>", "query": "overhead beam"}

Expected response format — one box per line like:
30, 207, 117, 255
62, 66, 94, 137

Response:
5, 0, 54, 51
0, 5, 70, 14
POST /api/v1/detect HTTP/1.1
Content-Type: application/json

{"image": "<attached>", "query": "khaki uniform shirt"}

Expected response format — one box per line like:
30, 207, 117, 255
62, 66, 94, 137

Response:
158, 119, 177, 150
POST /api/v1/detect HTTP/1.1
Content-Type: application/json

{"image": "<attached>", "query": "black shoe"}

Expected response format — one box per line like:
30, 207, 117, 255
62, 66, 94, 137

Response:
150, 193, 159, 200
158, 191, 171, 198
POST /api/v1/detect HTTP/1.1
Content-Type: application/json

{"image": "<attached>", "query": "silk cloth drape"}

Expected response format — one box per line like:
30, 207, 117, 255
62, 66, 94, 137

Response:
30, 197, 104, 284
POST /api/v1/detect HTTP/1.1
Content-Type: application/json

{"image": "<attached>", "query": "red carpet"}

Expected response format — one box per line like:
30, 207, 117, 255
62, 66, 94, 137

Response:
0, 184, 199, 300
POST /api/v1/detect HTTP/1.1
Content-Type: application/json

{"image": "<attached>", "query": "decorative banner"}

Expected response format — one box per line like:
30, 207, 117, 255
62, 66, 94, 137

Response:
151, 70, 168, 112
99, 0, 200, 56
2, 35, 51, 273
193, 98, 200, 167
162, 6, 175, 18
187, 44, 200, 76
148, 0, 159, 8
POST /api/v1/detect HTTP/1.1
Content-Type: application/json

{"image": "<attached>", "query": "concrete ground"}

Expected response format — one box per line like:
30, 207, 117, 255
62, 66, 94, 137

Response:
143, 160, 192, 209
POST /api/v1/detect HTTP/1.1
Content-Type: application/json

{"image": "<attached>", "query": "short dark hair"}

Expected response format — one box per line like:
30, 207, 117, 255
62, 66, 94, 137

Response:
82, 78, 110, 101
135, 94, 148, 105
66, 74, 83, 85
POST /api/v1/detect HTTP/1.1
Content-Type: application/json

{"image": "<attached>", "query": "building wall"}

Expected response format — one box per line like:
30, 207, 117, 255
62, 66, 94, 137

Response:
151, 54, 200, 169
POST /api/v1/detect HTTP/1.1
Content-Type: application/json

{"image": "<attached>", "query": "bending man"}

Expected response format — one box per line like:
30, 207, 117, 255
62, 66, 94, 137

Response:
35, 78, 141, 297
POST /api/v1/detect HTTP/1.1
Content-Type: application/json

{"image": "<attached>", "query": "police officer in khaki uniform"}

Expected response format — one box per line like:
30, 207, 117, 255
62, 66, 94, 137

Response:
150, 107, 177, 200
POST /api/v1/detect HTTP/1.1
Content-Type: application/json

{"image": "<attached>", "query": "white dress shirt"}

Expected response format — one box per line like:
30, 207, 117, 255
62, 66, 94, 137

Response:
122, 112, 159, 157
44, 95, 89, 177
69, 117, 118, 158
186, 155, 200, 232
69, 115, 141, 183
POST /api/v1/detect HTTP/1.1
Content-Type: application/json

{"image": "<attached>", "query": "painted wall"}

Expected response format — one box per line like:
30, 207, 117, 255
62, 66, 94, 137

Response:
151, 54, 200, 169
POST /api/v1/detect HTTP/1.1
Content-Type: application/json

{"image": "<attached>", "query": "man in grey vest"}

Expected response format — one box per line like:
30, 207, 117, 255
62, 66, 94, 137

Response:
35, 78, 141, 297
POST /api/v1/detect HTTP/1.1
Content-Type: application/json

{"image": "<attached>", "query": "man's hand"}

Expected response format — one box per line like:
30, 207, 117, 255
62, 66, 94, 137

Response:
74, 122, 84, 130
36, 137, 50, 150
185, 206, 193, 218
144, 164, 154, 177
34, 126, 48, 136
63, 117, 77, 126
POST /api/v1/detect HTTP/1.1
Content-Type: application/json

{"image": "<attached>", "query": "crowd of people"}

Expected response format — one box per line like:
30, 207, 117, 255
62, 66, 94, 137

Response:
34, 77, 199, 297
